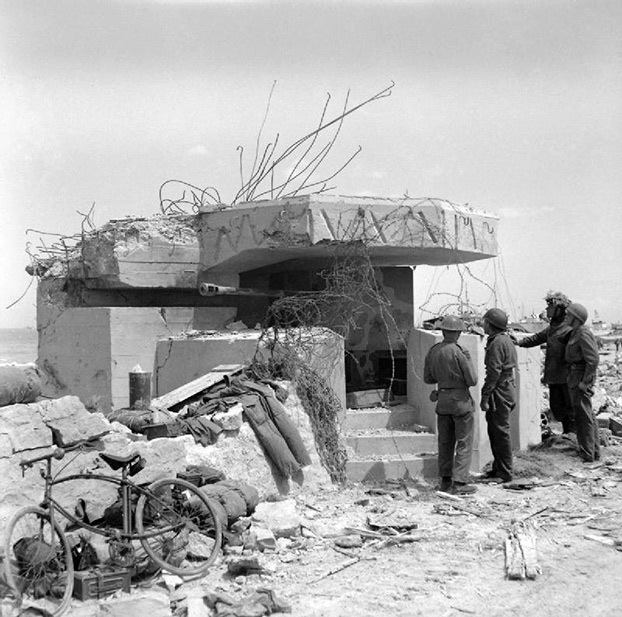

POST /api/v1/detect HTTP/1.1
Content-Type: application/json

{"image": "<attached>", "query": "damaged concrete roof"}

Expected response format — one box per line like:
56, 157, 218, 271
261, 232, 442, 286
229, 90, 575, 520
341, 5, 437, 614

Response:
29, 195, 498, 290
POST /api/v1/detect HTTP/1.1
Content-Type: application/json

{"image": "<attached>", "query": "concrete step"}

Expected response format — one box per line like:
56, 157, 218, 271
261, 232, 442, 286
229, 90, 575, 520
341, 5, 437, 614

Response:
343, 403, 424, 431
345, 430, 437, 457
346, 454, 438, 483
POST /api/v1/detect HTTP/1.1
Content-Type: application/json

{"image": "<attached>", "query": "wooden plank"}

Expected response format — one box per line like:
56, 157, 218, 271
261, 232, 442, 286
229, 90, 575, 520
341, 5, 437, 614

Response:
151, 364, 245, 410
505, 537, 525, 580
518, 529, 540, 579
505, 522, 540, 580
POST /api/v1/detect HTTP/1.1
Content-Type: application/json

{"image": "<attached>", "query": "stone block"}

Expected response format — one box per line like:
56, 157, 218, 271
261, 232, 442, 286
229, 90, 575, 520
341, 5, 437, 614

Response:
597, 413, 612, 429
212, 403, 244, 431
38, 397, 111, 446
252, 499, 301, 538
610, 416, 622, 437
0, 433, 12, 458
346, 388, 391, 409
252, 525, 277, 551
101, 434, 194, 485
0, 403, 53, 452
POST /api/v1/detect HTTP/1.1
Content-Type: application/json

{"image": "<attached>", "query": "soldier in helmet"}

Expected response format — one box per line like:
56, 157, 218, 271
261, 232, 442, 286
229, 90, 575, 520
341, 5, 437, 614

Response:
516, 291, 574, 433
563, 303, 600, 462
424, 315, 478, 494
480, 308, 517, 483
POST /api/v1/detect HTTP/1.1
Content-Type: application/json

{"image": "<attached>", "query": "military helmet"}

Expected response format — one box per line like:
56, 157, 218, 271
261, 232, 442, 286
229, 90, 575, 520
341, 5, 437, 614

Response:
544, 290, 571, 308
566, 302, 588, 325
439, 315, 465, 332
483, 308, 508, 330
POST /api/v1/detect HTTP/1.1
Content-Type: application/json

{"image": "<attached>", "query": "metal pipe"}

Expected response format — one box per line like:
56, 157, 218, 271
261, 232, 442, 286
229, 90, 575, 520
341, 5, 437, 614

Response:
198, 282, 285, 297
129, 365, 151, 410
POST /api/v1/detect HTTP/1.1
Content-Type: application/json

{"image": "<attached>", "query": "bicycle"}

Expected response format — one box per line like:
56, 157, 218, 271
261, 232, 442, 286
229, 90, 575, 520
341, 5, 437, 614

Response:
3, 446, 223, 616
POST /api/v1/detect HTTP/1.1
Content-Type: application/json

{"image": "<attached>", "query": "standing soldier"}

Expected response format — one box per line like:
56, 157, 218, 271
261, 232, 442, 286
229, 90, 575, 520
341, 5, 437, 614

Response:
424, 315, 478, 495
563, 303, 600, 462
516, 291, 574, 433
480, 308, 517, 483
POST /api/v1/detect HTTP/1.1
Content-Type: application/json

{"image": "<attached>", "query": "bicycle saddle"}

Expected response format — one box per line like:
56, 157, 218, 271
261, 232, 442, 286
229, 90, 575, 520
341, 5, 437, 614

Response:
100, 452, 143, 471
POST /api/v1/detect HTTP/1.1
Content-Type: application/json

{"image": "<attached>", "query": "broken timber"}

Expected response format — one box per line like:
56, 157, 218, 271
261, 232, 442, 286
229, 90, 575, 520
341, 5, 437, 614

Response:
505, 521, 541, 580
151, 364, 244, 411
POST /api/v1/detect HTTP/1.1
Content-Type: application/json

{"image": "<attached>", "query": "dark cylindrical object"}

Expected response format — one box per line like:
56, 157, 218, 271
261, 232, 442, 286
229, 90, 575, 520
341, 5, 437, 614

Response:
129, 368, 151, 410
0, 365, 42, 407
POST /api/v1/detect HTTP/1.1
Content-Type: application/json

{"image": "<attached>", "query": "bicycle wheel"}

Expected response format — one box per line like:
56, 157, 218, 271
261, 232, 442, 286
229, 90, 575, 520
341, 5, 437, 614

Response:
135, 478, 222, 578
3, 506, 74, 617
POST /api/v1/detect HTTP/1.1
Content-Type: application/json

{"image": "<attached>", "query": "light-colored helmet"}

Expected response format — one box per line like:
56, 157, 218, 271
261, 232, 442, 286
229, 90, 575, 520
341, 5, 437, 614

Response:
440, 315, 465, 331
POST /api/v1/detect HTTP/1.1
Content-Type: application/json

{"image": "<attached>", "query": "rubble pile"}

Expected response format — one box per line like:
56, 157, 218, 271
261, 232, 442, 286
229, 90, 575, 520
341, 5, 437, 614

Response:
28, 214, 200, 280
595, 349, 622, 441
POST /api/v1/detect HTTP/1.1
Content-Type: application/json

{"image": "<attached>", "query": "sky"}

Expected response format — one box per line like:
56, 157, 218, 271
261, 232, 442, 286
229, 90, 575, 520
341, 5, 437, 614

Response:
1, 0, 621, 328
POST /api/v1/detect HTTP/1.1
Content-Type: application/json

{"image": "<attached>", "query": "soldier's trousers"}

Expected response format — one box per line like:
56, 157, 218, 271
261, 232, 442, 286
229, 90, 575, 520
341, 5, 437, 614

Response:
437, 412, 474, 484
549, 383, 574, 433
485, 385, 515, 481
569, 385, 600, 462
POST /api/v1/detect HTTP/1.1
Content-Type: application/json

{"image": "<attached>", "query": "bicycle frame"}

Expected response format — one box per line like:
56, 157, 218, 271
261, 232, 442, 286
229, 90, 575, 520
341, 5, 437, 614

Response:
37, 457, 182, 542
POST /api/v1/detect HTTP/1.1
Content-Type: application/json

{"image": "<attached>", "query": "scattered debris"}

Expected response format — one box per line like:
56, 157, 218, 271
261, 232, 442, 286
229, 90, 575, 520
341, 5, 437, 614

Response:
505, 522, 541, 580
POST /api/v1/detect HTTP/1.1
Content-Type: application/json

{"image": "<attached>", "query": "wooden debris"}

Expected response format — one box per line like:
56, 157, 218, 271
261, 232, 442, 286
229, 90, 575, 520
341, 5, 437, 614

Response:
343, 526, 384, 539
334, 534, 363, 549
435, 492, 490, 519
367, 512, 418, 532
310, 557, 361, 584
505, 522, 541, 580
151, 364, 244, 411
584, 533, 622, 550
521, 506, 549, 522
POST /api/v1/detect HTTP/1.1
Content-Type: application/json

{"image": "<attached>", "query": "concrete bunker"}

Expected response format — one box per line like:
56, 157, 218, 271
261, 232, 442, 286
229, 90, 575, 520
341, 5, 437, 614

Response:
31, 194, 540, 481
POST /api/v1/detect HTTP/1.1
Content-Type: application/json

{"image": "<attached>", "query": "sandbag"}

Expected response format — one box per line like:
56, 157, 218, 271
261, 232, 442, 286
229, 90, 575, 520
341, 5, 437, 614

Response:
217, 480, 259, 516
0, 364, 41, 407
106, 407, 152, 431
200, 485, 247, 525
178, 464, 226, 487
14, 536, 57, 572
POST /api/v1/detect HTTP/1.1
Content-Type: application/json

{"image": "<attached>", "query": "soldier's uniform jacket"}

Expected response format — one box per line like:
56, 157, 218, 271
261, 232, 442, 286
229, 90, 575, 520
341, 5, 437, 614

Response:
424, 341, 477, 415
519, 321, 572, 384
565, 325, 599, 391
482, 331, 517, 403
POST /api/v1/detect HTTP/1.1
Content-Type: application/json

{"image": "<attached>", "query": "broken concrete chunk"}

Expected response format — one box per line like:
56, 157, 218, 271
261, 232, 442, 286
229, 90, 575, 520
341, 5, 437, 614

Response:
610, 416, 622, 437
187, 531, 217, 560
0, 403, 53, 452
252, 526, 277, 552
252, 499, 301, 538
0, 433, 13, 458
597, 413, 612, 429
213, 403, 244, 431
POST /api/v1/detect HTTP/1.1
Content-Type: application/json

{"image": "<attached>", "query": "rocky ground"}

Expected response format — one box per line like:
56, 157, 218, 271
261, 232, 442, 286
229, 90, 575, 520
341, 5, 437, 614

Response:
59, 438, 622, 617
6, 348, 622, 617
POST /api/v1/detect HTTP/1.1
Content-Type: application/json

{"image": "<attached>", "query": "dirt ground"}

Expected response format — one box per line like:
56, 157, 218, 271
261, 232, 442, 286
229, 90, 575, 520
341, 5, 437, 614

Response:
192, 349, 622, 617
215, 439, 622, 617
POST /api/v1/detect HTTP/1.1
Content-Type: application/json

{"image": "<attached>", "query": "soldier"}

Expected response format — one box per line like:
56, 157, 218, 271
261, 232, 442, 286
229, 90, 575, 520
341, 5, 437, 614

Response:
563, 303, 600, 462
480, 308, 517, 483
516, 291, 574, 433
424, 315, 478, 494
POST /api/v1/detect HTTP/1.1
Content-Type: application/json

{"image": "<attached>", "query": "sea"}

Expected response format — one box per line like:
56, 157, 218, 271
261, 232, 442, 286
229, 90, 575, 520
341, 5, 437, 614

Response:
0, 328, 38, 364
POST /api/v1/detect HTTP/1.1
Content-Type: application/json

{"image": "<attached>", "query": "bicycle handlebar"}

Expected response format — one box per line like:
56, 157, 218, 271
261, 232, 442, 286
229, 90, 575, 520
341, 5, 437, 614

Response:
20, 446, 65, 468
